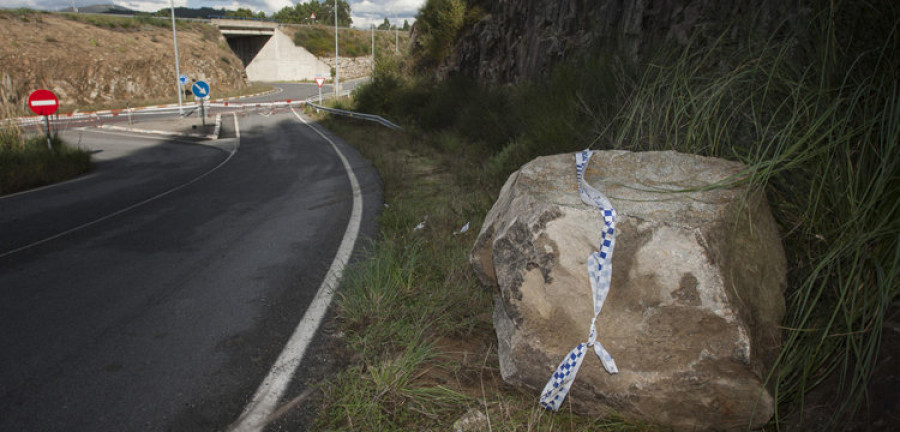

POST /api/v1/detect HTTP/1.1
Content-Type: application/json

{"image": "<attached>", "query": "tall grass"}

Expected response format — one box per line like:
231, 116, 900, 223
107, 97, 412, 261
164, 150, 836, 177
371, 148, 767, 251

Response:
329, 0, 898, 429
0, 131, 93, 196
1, 103, 93, 196
594, 5, 899, 427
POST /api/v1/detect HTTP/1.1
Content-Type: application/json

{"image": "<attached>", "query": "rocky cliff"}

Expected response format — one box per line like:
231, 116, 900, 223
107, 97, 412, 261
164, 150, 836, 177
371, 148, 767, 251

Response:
446, 0, 803, 84
0, 12, 247, 111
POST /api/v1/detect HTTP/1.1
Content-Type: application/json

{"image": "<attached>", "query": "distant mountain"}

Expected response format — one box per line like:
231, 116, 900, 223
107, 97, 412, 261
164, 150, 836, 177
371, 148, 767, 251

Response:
57, 4, 241, 20
149, 7, 231, 19
59, 4, 136, 15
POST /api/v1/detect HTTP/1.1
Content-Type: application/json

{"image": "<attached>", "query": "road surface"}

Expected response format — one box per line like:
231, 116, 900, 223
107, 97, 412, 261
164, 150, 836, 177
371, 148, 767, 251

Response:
0, 83, 381, 431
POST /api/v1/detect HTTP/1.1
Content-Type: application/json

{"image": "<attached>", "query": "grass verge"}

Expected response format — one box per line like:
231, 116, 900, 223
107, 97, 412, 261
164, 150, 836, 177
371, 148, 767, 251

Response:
309, 1, 898, 430
0, 125, 93, 196
305, 105, 656, 430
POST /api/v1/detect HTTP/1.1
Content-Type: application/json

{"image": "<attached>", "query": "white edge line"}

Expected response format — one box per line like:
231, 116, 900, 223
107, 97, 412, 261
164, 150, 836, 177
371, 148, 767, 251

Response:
227, 107, 363, 432
0, 115, 241, 259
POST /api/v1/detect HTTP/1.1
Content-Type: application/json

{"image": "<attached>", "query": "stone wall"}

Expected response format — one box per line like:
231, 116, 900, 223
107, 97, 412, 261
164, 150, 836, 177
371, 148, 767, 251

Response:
320, 56, 373, 81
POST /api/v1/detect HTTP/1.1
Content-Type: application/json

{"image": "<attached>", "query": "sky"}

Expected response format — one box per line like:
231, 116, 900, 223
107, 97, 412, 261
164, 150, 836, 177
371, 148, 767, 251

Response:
0, 0, 425, 28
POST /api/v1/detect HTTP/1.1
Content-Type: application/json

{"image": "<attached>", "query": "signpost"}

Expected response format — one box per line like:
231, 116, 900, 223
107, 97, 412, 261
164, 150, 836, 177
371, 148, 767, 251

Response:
28, 89, 59, 151
192, 81, 210, 127
315, 76, 325, 104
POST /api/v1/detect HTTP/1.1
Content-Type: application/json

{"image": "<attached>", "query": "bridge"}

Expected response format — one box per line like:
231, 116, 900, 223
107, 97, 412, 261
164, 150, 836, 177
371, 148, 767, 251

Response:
212, 18, 330, 82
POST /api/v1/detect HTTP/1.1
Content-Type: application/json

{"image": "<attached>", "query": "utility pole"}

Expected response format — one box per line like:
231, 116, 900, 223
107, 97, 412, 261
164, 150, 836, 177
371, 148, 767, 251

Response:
170, 0, 183, 114
371, 23, 375, 75
334, 0, 339, 100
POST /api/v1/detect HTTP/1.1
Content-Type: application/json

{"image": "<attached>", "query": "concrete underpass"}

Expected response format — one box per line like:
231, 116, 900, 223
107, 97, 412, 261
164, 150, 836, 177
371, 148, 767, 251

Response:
213, 19, 331, 82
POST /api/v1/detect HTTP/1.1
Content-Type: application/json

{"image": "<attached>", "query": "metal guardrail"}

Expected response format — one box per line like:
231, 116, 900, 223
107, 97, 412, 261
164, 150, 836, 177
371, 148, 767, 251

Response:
302, 83, 401, 130
307, 103, 402, 130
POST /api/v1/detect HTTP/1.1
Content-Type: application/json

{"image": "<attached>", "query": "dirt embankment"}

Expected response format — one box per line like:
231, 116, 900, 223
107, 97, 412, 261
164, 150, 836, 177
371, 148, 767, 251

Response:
0, 12, 247, 112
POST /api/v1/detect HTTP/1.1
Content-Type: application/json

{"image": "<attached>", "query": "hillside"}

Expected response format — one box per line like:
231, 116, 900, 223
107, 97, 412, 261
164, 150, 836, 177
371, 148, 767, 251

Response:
0, 11, 247, 113
282, 24, 410, 58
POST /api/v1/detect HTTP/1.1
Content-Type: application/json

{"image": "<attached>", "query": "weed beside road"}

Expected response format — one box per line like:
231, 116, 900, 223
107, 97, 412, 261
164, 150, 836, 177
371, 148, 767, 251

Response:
0, 126, 92, 196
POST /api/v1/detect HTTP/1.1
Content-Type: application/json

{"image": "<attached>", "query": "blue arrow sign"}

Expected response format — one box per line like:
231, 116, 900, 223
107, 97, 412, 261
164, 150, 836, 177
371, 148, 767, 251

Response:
192, 81, 210, 98
178, 74, 188, 85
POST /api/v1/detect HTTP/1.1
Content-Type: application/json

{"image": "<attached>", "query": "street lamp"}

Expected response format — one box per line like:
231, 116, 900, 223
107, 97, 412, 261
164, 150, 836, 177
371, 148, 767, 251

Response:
170, 0, 183, 114
334, 0, 339, 100
371, 23, 375, 75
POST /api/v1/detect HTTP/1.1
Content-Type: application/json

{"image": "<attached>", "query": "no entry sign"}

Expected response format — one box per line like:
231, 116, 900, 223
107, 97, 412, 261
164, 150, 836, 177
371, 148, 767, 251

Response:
28, 89, 59, 116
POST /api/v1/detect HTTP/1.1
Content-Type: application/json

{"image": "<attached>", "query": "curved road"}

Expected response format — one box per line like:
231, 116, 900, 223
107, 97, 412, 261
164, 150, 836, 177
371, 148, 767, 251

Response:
0, 84, 381, 431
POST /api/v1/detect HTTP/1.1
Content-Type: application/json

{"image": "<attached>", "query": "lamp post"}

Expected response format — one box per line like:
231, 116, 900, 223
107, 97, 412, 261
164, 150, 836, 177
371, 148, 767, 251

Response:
334, 0, 339, 100
371, 23, 375, 75
170, 0, 183, 114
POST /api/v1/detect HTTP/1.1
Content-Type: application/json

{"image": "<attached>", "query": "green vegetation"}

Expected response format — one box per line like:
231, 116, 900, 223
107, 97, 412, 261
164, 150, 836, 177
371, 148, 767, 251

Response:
225, 8, 267, 20
314, 0, 899, 430
272, 0, 352, 27
290, 25, 408, 58
411, 0, 466, 68
0, 8, 43, 22
309, 103, 645, 430
0, 123, 93, 196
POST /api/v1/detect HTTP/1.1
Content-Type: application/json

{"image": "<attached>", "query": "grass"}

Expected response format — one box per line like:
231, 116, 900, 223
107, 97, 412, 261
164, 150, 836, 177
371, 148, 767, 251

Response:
593, 10, 900, 427
307, 1, 900, 430
289, 25, 408, 58
0, 119, 93, 196
303, 101, 658, 430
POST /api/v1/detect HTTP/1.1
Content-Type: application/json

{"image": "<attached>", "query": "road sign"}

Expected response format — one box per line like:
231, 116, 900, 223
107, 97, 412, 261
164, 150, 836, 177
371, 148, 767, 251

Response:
28, 89, 59, 116
179, 74, 188, 85
310, 12, 316, 20
192, 81, 210, 98
315, 77, 326, 88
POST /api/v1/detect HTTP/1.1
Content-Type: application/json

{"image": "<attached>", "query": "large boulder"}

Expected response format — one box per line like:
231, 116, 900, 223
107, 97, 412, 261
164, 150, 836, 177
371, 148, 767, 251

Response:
470, 151, 786, 430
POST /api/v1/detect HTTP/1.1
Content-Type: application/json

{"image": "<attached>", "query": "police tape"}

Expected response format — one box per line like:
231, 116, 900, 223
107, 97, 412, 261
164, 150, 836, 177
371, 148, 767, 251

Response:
539, 150, 619, 411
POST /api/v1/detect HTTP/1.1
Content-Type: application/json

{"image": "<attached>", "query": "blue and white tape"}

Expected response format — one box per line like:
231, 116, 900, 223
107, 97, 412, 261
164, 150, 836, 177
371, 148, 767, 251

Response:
539, 150, 619, 411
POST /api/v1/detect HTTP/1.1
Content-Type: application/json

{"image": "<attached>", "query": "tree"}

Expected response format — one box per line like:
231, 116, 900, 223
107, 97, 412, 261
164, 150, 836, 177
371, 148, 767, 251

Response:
273, 1, 351, 27
227, 8, 256, 19
377, 18, 391, 31
414, 0, 466, 65
320, 0, 352, 27
402, 20, 411, 31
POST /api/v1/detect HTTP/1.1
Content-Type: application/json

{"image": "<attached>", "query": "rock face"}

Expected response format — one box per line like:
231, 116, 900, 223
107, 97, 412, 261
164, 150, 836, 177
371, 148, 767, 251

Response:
0, 13, 246, 108
471, 151, 787, 430
448, 0, 802, 84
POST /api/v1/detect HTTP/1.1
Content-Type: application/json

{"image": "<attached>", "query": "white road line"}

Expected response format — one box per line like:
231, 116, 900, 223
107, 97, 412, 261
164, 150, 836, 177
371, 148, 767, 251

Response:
227, 107, 364, 432
0, 115, 241, 259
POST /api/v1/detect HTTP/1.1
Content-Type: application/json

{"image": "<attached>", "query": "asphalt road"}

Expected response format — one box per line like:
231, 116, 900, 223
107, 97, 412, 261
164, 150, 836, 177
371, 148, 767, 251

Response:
0, 84, 381, 431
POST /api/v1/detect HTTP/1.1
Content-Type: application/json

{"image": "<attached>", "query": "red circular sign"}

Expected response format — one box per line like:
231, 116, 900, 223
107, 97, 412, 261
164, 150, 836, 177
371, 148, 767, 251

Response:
28, 89, 59, 116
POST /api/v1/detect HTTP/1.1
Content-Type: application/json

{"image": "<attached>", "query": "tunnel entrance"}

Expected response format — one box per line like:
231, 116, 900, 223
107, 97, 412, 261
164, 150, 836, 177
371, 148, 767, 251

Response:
210, 18, 331, 82
224, 35, 272, 67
